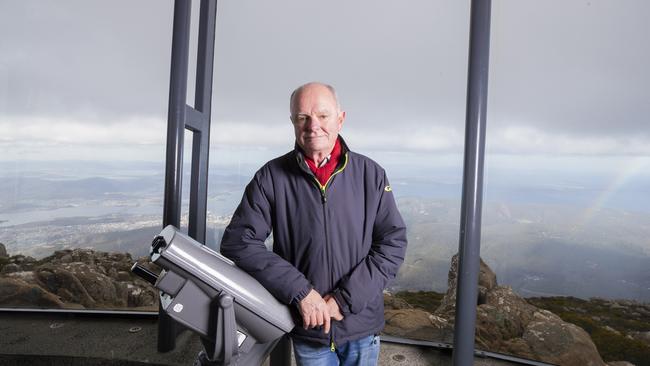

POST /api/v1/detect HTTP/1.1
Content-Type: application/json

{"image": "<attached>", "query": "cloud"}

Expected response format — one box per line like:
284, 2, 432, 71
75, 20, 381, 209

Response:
488, 125, 650, 156
0, 115, 165, 145
1, 0, 649, 161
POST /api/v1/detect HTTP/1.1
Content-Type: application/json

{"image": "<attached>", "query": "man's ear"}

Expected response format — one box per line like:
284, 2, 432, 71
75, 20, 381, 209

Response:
338, 111, 346, 131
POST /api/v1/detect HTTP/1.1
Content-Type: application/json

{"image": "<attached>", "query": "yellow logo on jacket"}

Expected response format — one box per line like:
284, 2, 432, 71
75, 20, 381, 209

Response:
384, 185, 392, 192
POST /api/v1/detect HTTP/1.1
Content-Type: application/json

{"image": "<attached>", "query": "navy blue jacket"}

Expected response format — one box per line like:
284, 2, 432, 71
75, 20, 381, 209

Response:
220, 138, 407, 345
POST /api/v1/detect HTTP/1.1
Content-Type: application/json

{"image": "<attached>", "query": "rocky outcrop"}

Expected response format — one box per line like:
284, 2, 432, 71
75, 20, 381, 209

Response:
0, 248, 159, 310
384, 254, 607, 366
0, 243, 7, 257
0, 276, 66, 308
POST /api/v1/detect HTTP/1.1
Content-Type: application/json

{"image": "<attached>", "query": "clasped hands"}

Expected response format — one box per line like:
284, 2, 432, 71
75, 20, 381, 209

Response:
298, 289, 344, 334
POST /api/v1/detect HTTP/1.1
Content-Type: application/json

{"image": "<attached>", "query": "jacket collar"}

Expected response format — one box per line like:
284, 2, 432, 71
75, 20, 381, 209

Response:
294, 136, 349, 174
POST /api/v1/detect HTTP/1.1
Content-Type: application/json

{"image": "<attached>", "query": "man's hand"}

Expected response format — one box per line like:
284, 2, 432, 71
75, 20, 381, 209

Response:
299, 289, 331, 333
323, 294, 344, 321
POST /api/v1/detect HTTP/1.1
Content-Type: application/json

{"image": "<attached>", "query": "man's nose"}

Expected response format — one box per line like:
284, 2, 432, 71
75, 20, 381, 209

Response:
303, 116, 321, 130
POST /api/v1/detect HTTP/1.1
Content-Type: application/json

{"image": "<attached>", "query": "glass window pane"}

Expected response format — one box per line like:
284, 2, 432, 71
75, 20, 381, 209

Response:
0, 1, 172, 312
480, 1, 650, 364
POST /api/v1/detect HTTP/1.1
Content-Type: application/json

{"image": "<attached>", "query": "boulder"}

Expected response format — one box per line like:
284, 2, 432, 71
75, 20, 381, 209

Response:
0, 248, 160, 310
0, 243, 7, 257
422, 253, 606, 366
384, 308, 453, 343
35, 265, 96, 308
435, 253, 497, 314
0, 277, 65, 308
522, 310, 605, 366
383, 292, 412, 310
1, 263, 19, 274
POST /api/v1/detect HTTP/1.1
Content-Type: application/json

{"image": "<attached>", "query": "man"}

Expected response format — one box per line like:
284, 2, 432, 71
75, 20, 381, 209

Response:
220, 82, 407, 365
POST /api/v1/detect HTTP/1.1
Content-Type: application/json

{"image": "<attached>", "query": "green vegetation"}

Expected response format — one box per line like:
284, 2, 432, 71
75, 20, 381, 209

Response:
529, 296, 650, 366
394, 290, 444, 314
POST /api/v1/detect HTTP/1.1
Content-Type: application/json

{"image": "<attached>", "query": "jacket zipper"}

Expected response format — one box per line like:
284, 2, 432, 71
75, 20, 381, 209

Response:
304, 153, 349, 348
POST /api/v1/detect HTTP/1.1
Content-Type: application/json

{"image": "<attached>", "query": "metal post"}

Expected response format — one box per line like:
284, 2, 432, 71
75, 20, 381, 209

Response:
160, 0, 217, 352
452, 1, 491, 365
188, 0, 217, 245
159, 0, 192, 353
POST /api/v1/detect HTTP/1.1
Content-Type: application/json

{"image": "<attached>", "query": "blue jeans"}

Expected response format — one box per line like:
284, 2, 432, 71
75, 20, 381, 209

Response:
292, 335, 380, 366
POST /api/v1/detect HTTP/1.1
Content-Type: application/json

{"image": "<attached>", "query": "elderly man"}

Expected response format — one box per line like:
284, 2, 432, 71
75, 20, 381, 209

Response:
220, 82, 407, 365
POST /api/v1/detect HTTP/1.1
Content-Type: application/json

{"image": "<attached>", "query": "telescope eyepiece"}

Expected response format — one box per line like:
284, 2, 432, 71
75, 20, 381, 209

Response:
151, 235, 167, 255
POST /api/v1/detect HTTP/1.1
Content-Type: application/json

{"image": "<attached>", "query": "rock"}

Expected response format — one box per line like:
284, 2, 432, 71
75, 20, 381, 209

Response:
435, 253, 497, 314
35, 266, 97, 308
384, 308, 453, 343
116, 271, 131, 282
60, 254, 72, 263
0, 243, 7, 257
522, 310, 606, 366
383, 293, 412, 310
126, 283, 157, 308
422, 253, 607, 366
62, 262, 118, 305
1, 263, 20, 273
475, 286, 537, 346
0, 277, 65, 308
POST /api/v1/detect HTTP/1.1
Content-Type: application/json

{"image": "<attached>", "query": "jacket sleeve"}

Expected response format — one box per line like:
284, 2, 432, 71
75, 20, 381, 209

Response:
220, 172, 312, 305
333, 171, 407, 314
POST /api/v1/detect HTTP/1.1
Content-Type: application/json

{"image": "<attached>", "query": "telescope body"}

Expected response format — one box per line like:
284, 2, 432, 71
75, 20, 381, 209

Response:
134, 225, 296, 365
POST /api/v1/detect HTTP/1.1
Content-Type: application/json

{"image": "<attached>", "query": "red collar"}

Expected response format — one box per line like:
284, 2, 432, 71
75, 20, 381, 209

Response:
304, 138, 342, 186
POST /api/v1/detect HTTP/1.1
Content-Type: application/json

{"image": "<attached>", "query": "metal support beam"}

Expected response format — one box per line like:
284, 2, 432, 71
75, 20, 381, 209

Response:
188, 0, 217, 245
452, 1, 492, 365
160, 0, 217, 353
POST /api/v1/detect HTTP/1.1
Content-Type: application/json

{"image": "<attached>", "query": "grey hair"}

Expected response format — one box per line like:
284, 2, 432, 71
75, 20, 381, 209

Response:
289, 82, 341, 113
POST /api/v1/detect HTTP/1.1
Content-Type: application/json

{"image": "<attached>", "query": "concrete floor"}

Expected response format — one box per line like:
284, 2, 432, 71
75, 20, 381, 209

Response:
0, 311, 527, 366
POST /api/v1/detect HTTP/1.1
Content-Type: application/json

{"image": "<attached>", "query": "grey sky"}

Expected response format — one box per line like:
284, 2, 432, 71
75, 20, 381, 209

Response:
0, 0, 649, 160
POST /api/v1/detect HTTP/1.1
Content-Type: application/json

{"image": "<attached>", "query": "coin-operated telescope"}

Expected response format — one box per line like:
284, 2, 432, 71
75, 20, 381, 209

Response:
132, 225, 295, 365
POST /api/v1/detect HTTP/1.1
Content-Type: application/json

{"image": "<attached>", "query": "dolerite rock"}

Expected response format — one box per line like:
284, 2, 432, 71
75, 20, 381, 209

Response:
0, 243, 7, 257
1, 263, 19, 274
0, 277, 65, 308
383, 292, 412, 310
35, 265, 97, 308
384, 253, 607, 366
0, 248, 159, 310
475, 286, 537, 348
384, 307, 454, 343
435, 253, 497, 314
523, 310, 605, 366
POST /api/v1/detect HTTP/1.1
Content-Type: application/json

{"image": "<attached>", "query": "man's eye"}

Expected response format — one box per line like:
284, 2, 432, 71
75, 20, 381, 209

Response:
319, 115, 329, 120
296, 116, 307, 123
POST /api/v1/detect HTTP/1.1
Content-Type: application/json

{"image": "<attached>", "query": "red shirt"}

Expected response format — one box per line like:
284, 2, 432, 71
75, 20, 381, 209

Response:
304, 138, 342, 187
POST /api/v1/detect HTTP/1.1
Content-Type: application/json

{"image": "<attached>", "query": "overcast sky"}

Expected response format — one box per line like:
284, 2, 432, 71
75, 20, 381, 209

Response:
0, 0, 649, 163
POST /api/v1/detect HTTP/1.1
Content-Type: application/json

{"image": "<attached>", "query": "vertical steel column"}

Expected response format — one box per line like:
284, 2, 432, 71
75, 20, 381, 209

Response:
159, 0, 191, 353
163, 0, 191, 232
160, 0, 217, 352
188, 0, 217, 245
452, 1, 492, 365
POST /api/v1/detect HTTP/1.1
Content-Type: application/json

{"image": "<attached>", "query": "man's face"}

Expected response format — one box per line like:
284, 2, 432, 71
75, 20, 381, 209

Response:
291, 85, 345, 158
